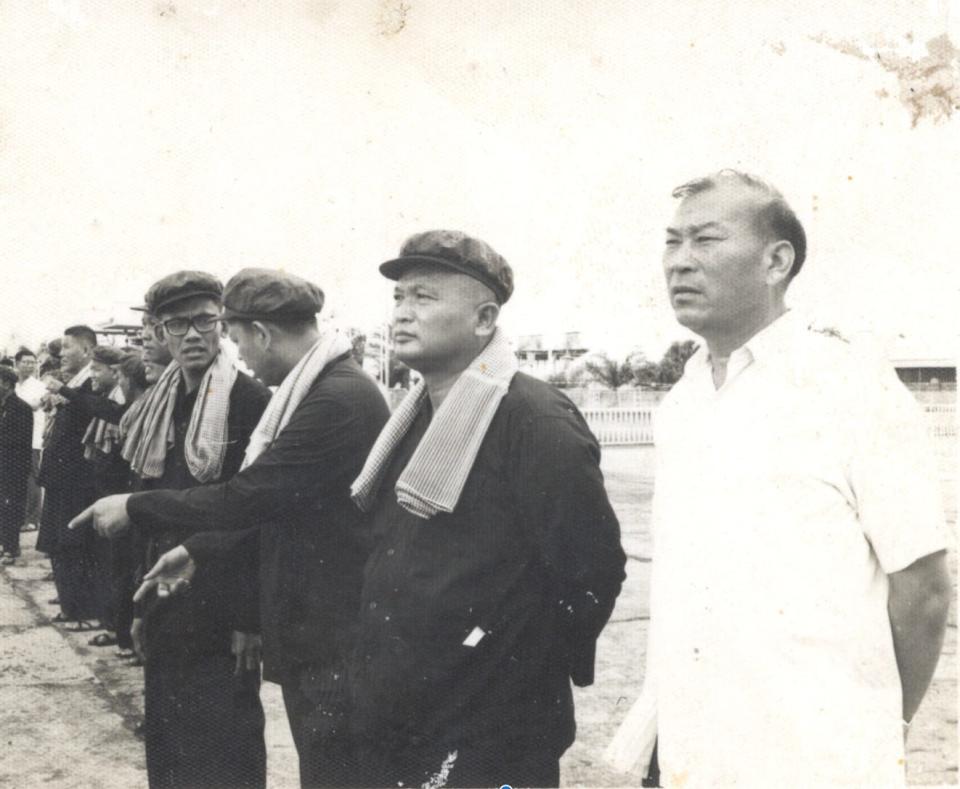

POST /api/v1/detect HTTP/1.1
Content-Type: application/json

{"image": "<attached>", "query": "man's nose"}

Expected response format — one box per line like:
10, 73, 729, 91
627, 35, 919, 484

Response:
392, 299, 414, 324
664, 242, 698, 274
182, 322, 202, 340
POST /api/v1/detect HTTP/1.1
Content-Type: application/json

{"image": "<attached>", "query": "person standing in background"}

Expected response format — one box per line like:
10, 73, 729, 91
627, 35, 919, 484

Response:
0, 365, 34, 564
14, 348, 46, 533
37, 325, 99, 629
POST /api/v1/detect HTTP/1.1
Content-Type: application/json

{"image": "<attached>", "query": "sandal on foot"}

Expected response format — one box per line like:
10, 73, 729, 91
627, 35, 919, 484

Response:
115, 648, 135, 658
50, 612, 69, 624
88, 632, 118, 647
64, 620, 96, 632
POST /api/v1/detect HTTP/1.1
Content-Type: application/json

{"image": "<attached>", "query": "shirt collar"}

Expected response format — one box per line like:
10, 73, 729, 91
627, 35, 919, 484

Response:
685, 309, 801, 390
739, 308, 801, 363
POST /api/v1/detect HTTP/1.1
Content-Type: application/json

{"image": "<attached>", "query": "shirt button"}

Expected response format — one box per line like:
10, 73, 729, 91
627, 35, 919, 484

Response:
386, 548, 395, 556
368, 601, 378, 611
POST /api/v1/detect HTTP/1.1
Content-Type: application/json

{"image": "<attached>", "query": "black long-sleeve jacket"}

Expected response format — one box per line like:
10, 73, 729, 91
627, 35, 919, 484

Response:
350, 372, 627, 754
126, 356, 390, 682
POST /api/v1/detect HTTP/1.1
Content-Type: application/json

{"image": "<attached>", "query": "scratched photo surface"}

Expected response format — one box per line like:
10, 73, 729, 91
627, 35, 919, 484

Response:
0, 1, 957, 787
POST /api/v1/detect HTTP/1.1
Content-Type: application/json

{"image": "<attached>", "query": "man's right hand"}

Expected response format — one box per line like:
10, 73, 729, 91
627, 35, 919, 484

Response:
133, 545, 197, 603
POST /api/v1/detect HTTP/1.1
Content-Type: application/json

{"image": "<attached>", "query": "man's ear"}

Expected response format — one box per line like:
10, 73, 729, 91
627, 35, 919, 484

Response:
474, 302, 500, 338
251, 321, 272, 349
764, 240, 795, 287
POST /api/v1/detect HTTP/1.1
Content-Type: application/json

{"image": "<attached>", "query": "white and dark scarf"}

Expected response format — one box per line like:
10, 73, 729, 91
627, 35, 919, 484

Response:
241, 330, 352, 469
351, 328, 518, 519
121, 351, 238, 482
82, 384, 126, 459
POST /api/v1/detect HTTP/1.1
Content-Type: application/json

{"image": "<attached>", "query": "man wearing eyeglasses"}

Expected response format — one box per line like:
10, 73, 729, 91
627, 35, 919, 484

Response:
119, 271, 271, 789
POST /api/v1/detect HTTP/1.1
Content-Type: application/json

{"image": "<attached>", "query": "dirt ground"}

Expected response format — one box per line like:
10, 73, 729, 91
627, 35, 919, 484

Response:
0, 443, 955, 788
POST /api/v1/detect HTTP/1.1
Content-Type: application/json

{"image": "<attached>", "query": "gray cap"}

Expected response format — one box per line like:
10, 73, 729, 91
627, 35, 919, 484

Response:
221, 268, 325, 321
145, 271, 224, 315
380, 229, 514, 304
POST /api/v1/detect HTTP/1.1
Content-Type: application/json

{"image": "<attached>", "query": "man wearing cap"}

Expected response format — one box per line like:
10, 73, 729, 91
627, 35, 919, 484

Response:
342, 230, 626, 787
73, 268, 390, 787
75, 271, 271, 788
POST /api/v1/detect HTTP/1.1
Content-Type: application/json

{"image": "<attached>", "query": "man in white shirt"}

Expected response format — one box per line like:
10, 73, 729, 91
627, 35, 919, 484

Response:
644, 170, 951, 787
14, 349, 45, 530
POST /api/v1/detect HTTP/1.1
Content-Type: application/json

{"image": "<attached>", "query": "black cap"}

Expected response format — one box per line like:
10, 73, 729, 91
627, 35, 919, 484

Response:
221, 268, 325, 321
380, 229, 514, 304
91, 346, 125, 366
145, 271, 224, 315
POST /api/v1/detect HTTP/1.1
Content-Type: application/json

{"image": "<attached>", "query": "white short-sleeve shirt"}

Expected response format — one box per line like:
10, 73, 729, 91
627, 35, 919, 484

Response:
647, 310, 948, 788
15, 376, 47, 450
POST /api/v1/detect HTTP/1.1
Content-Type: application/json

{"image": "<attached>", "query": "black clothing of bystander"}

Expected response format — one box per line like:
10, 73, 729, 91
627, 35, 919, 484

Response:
0, 392, 33, 557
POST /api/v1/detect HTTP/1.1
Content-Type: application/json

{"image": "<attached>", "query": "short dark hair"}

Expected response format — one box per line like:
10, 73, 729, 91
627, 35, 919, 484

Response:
672, 169, 807, 279
14, 348, 36, 363
64, 325, 98, 348
0, 358, 13, 368
0, 366, 18, 388
228, 315, 318, 335
117, 351, 148, 392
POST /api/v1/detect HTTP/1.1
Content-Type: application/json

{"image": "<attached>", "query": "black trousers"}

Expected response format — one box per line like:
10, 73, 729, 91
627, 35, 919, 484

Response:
41, 484, 99, 620
281, 660, 361, 788
93, 533, 115, 630
111, 532, 136, 649
357, 733, 562, 789
144, 653, 266, 789
0, 492, 26, 556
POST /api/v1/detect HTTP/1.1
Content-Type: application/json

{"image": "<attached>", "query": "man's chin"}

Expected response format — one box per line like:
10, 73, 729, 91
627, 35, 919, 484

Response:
672, 307, 707, 334
179, 356, 212, 372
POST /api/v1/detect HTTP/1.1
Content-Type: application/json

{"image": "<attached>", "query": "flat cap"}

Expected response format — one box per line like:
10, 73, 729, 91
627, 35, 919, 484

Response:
91, 345, 125, 366
145, 271, 223, 315
380, 229, 514, 304
221, 268, 325, 321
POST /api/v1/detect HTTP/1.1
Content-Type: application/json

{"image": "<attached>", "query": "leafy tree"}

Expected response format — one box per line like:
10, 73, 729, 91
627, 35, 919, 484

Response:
583, 353, 636, 390
657, 340, 699, 385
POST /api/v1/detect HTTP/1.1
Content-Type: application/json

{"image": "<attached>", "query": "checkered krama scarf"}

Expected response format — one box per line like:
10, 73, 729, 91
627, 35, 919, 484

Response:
82, 384, 126, 459
120, 351, 238, 482
351, 328, 517, 518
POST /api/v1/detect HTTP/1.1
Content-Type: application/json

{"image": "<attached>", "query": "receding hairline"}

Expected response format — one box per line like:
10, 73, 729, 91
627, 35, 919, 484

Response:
670, 169, 808, 279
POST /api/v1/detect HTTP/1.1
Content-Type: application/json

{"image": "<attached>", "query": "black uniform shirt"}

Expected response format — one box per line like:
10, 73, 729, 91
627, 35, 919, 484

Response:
127, 356, 390, 681
350, 372, 627, 753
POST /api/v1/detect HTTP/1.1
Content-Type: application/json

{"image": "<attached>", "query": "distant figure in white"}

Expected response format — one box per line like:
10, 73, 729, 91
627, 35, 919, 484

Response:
628, 170, 950, 788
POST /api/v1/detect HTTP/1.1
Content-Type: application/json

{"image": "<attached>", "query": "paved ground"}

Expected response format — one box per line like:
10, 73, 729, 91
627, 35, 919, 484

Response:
0, 443, 955, 788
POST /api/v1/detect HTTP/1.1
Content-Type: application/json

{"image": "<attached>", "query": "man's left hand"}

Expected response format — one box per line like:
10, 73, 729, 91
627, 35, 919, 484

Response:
68, 494, 133, 538
231, 631, 262, 676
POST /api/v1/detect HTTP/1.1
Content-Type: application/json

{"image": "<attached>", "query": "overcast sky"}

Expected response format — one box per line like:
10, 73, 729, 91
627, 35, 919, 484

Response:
1, 0, 958, 360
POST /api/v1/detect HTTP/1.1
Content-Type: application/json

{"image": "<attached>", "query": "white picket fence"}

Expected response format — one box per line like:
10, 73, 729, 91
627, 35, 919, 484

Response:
581, 408, 655, 446
582, 404, 957, 446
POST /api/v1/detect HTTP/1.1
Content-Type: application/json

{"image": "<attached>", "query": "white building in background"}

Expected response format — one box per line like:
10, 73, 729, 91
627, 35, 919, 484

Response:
515, 331, 590, 379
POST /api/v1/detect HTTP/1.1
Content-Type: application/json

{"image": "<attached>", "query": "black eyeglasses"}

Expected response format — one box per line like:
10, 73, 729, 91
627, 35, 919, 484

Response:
157, 314, 222, 338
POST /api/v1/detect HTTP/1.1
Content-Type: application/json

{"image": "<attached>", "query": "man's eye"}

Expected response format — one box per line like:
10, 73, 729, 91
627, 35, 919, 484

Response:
665, 238, 680, 246
696, 236, 720, 243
